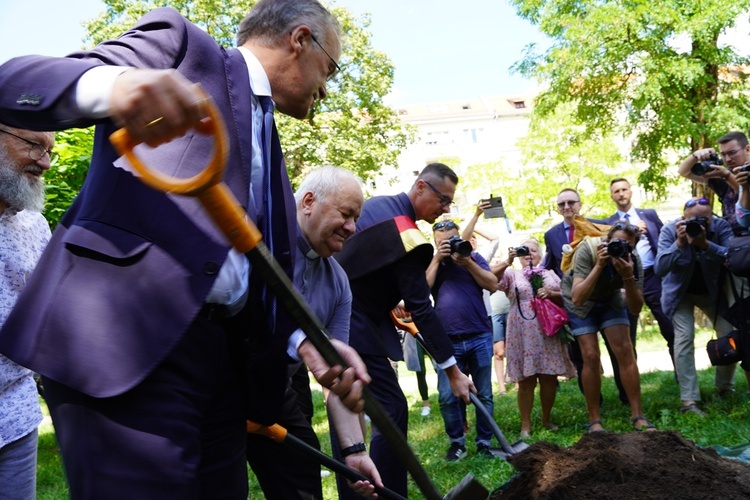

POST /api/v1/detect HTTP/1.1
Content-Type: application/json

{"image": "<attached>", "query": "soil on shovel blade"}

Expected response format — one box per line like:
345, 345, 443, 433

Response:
491, 430, 750, 499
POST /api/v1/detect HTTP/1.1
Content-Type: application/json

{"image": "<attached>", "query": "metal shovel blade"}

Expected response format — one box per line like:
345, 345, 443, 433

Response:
442, 473, 489, 500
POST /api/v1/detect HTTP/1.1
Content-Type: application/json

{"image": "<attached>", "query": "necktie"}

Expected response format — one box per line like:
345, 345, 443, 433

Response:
566, 225, 575, 244
624, 213, 631, 222
258, 95, 278, 328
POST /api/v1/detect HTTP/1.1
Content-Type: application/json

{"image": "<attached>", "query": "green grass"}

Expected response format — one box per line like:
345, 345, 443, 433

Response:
37, 328, 750, 498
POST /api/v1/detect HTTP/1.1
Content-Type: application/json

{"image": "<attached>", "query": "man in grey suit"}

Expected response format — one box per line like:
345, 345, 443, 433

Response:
0, 2, 373, 498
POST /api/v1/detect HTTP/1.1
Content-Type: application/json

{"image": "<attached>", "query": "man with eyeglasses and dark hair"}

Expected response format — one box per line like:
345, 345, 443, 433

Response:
426, 219, 497, 461
605, 178, 675, 397
334, 163, 474, 497
679, 131, 748, 235
0, 1, 376, 498
0, 123, 53, 500
655, 197, 744, 415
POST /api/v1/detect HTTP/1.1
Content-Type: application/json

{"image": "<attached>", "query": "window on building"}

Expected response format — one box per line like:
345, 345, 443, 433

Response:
462, 128, 484, 144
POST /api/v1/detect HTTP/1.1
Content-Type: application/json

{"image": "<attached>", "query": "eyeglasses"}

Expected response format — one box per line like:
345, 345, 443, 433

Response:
433, 220, 458, 231
0, 128, 58, 163
423, 180, 454, 207
310, 33, 341, 81
611, 221, 641, 235
684, 198, 710, 209
720, 148, 742, 158
557, 200, 580, 208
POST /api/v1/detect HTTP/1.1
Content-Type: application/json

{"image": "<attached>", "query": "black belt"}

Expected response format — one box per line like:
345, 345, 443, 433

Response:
198, 303, 231, 321
449, 332, 482, 342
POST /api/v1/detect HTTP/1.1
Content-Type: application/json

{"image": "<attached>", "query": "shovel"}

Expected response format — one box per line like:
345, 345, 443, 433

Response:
390, 310, 529, 459
110, 99, 488, 500
247, 420, 406, 500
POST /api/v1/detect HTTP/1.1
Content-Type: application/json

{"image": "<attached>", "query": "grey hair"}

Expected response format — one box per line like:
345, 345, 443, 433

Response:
236, 0, 341, 48
294, 166, 362, 206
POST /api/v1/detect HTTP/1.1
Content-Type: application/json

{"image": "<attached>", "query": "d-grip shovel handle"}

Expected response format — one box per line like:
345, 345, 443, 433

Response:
246, 421, 407, 500
109, 98, 263, 254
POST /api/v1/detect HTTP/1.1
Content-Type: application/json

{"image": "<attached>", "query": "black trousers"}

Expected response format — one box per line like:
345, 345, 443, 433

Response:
246, 364, 323, 499
44, 315, 248, 500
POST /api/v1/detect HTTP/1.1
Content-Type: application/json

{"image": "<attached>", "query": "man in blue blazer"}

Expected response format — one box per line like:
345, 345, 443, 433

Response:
0, 2, 371, 498
605, 178, 675, 403
606, 179, 674, 360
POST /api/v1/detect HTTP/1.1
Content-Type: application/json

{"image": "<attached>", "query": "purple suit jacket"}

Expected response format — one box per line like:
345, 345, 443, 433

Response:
0, 8, 297, 398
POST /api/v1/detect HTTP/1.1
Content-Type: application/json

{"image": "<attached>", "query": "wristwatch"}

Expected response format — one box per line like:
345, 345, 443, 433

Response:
341, 442, 367, 458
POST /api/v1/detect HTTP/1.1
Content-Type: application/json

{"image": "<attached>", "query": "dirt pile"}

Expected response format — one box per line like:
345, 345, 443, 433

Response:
491, 430, 750, 499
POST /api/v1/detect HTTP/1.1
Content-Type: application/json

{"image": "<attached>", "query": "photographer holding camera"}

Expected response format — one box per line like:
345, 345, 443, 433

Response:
655, 197, 739, 415
426, 220, 498, 461
561, 223, 654, 432
734, 164, 750, 228
678, 131, 747, 234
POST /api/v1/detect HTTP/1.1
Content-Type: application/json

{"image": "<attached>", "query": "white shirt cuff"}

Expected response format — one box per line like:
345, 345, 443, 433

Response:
437, 356, 457, 370
75, 65, 132, 118
287, 329, 307, 361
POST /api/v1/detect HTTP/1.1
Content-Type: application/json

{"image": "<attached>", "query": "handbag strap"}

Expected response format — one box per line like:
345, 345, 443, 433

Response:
515, 285, 537, 321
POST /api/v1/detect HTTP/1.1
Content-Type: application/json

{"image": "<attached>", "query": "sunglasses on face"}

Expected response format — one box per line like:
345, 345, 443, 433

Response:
557, 200, 580, 208
432, 220, 458, 231
684, 198, 710, 209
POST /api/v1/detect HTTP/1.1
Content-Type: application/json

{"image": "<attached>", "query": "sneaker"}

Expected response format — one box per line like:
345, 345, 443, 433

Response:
679, 403, 707, 417
477, 443, 496, 459
444, 443, 467, 462
420, 406, 431, 417
717, 388, 736, 399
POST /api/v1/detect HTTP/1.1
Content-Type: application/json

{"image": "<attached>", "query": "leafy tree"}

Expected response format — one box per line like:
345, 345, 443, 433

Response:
82, 0, 412, 186
461, 104, 637, 233
44, 128, 93, 229
511, 0, 750, 196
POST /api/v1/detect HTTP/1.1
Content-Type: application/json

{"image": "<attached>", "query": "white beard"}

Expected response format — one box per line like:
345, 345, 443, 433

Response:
0, 148, 45, 212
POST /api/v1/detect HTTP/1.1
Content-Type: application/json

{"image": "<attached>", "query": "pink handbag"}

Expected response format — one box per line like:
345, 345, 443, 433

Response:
532, 297, 569, 337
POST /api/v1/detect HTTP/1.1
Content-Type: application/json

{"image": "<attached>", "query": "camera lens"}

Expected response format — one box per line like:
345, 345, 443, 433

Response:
607, 239, 627, 258
448, 236, 472, 257
515, 246, 530, 257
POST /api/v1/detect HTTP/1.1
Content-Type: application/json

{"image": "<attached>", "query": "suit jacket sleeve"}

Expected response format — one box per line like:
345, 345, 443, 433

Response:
394, 251, 454, 363
0, 7, 194, 130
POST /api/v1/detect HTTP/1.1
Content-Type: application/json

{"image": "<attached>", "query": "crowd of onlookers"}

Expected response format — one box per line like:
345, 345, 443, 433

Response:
408, 129, 750, 456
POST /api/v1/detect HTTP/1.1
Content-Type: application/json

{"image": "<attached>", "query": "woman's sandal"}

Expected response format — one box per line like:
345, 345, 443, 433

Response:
632, 416, 656, 431
586, 420, 605, 433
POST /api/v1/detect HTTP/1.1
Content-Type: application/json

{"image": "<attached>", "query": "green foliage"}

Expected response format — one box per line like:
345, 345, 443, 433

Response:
43, 128, 93, 230
80, 1, 412, 187
511, 0, 750, 196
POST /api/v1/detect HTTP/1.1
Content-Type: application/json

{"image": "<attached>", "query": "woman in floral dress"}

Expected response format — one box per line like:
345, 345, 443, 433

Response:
491, 238, 575, 438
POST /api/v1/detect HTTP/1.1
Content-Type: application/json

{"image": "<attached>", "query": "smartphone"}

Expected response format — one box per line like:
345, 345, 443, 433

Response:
480, 196, 505, 219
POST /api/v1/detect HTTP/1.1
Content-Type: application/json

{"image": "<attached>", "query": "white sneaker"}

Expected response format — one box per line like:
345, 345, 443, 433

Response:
420, 406, 431, 417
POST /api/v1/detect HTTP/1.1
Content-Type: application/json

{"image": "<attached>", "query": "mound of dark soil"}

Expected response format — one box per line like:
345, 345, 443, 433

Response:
491, 430, 750, 499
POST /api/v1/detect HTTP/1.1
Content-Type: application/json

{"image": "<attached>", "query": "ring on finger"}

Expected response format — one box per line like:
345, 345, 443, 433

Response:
145, 116, 164, 128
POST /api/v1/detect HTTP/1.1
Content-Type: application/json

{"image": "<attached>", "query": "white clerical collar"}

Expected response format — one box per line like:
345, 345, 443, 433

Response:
237, 46, 272, 98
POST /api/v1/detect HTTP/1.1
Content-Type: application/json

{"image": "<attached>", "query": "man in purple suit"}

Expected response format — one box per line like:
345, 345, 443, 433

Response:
606, 178, 675, 375
0, 2, 373, 498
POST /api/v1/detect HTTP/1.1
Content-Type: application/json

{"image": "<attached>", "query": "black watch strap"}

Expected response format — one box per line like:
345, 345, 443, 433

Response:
340, 442, 367, 458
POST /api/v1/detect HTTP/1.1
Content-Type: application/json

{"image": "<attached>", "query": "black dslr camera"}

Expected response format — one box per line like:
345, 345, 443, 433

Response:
691, 154, 723, 176
448, 235, 472, 257
606, 238, 632, 258
684, 216, 709, 237
515, 246, 530, 257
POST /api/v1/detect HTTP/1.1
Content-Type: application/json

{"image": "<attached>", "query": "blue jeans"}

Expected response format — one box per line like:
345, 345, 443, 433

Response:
435, 332, 494, 446
0, 428, 37, 500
